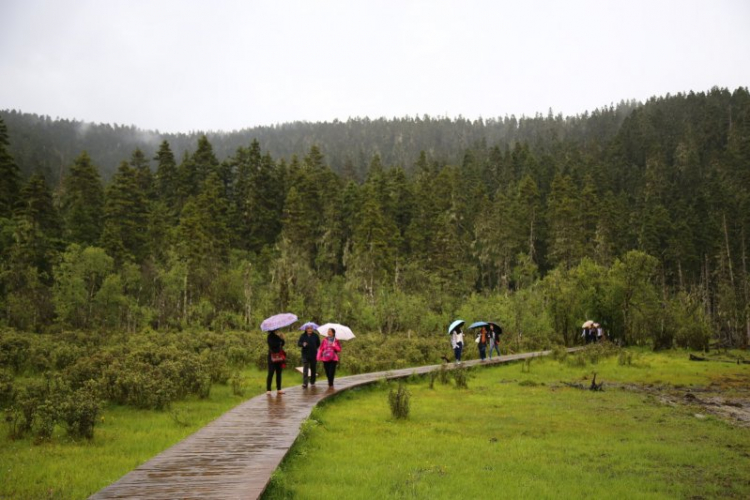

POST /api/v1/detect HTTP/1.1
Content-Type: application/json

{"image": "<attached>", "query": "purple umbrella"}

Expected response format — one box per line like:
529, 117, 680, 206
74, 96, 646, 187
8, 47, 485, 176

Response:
299, 322, 320, 331
260, 313, 298, 332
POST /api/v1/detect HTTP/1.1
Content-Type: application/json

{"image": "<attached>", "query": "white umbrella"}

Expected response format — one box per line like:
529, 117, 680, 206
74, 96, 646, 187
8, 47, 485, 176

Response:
317, 322, 355, 341
582, 320, 595, 328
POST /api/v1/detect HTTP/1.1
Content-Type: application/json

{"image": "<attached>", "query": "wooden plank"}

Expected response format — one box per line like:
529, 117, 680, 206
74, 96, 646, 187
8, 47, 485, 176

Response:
90, 348, 579, 499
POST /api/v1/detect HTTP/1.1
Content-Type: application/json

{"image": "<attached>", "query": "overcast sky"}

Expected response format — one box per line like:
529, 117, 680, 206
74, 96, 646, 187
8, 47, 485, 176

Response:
1, 0, 749, 133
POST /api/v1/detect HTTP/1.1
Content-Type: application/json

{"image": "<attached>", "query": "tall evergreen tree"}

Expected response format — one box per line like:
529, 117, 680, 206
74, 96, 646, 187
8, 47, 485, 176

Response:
154, 140, 179, 217
130, 147, 154, 201
547, 172, 584, 269
19, 173, 61, 239
101, 160, 149, 264
59, 151, 105, 246
0, 117, 21, 218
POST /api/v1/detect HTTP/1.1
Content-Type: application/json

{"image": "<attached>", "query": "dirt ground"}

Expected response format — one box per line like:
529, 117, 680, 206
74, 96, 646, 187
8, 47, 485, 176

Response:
619, 374, 750, 427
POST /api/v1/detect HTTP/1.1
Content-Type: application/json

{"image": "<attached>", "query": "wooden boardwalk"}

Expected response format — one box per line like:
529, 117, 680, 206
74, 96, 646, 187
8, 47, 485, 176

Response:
90, 348, 571, 499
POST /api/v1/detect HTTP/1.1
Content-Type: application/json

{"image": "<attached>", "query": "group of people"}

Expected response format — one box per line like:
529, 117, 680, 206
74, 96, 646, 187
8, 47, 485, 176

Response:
266, 324, 342, 395
268, 319, 508, 394
582, 322, 604, 344
450, 322, 503, 363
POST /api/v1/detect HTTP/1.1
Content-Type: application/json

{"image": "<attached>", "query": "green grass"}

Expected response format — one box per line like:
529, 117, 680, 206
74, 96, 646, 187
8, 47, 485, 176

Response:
0, 367, 269, 499
264, 350, 750, 499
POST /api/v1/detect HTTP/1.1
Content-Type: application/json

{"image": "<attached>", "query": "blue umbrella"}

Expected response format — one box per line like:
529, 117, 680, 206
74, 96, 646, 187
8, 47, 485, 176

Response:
260, 313, 298, 332
299, 321, 320, 331
469, 321, 489, 329
448, 319, 465, 334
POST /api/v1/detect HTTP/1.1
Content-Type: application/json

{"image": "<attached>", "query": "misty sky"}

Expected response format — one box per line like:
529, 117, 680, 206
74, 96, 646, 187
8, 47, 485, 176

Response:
1, 0, 749, 133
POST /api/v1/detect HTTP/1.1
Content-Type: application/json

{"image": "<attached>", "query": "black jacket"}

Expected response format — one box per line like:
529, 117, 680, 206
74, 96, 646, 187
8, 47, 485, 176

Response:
267, 332, 285, 354
298, 332, 321, 360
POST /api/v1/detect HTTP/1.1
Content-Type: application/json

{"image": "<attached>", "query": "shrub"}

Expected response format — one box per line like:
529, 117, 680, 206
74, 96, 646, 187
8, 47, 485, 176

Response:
551, 345, 568, 362
0, 369, 15, 409
0, 331, 31, 373
388, 382, 411, 419
618, 350, 633, 366
229, 371, 247, 397
52, 343, 86, 371
60, 381, 100, 439
200, 350, 231, 384
438, 363, 450, 385
453, 365, 469, 389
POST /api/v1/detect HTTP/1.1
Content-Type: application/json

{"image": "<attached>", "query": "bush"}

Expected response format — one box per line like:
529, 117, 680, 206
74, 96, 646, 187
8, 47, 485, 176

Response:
618, 350, 633, 366
551, 345, 568, 362
438, 363, 450, 385
0, 331, 31, 373
453, 365, 469, 389
388, 382, 411, 419
60, 381, 100, 439
229, 371, 247, 397
0, 369, 15, 409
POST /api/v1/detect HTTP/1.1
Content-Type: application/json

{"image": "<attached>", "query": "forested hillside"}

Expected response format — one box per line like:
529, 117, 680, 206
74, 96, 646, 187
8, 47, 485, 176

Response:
1, 86, 749, 349
1, 100, 638, 184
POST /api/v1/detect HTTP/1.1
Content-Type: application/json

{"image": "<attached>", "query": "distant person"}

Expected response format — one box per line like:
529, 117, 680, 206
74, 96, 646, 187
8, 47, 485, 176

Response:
582, 326, 594, 344
317, 328, 342, 387
488, 324, 502, 359
266, 330, 286, 395
298, 324, 321, 388
451, 327, 465, 364
477, 326, 488, 361
596, 323, 604, 342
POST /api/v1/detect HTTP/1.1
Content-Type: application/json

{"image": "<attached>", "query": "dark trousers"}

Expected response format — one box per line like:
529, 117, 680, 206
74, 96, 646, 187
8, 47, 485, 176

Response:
323, 361, 337, 386
302, 358, 317, 386
267, 357, 283, 391
454, 345, 463, 362
478, 343, 487, 360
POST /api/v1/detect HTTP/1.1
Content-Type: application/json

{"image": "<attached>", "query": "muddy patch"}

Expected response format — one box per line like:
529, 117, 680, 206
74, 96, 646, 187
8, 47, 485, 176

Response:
619, 381, 750, 427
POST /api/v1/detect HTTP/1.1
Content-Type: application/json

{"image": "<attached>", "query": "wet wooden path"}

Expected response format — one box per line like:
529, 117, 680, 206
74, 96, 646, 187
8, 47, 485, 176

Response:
90, 348, 574, 499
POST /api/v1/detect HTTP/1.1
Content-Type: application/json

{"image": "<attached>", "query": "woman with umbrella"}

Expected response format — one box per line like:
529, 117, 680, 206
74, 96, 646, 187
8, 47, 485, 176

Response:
261, 313, 297, 395
488, 323, 502, 359
469, 321, 489, 361
317, 326, 343, 387
449, 320, 465, 364
266, 329, 286, 395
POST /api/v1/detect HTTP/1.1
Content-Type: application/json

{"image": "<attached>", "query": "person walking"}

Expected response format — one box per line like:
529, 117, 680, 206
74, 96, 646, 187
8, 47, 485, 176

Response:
488, 323, 502, 359
451, 327, 465, 363
298, 324, 321, 388
477, 326, 488, 361
266, 330, 286, 395
317, 327, 342, 387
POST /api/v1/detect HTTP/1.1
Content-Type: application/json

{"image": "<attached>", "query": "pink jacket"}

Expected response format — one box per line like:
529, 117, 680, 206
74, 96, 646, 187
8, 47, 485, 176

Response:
317, 337, 342, 362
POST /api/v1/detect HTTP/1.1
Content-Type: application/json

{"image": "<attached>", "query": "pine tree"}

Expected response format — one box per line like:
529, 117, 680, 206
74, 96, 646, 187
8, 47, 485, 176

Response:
406, 151, 440, 261
247, 150, 282, 252
348, 182, 398, 295
0, 117, 21, 218
547, 172, 585, 269
513, 174, 541, 265
59, 151, 105, 246
128, 147, 154, 202
101, 160, 149, 264
154, 140, 179, 218
19, 173, 61, 239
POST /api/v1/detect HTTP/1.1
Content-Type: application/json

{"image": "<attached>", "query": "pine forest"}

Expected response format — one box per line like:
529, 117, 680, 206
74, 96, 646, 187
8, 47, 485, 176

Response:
1, 86, 750, 352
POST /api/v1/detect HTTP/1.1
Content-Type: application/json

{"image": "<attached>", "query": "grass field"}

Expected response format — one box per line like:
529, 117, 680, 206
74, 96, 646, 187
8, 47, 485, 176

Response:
0, 367, 270, 499
263, 349, 750, 499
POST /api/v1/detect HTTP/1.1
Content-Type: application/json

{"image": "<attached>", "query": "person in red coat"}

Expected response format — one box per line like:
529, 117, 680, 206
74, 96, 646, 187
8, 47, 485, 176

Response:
317, 328, 342, 387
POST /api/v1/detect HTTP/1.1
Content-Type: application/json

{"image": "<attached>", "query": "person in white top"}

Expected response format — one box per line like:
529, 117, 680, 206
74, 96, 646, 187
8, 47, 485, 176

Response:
451, 328, 465, 364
